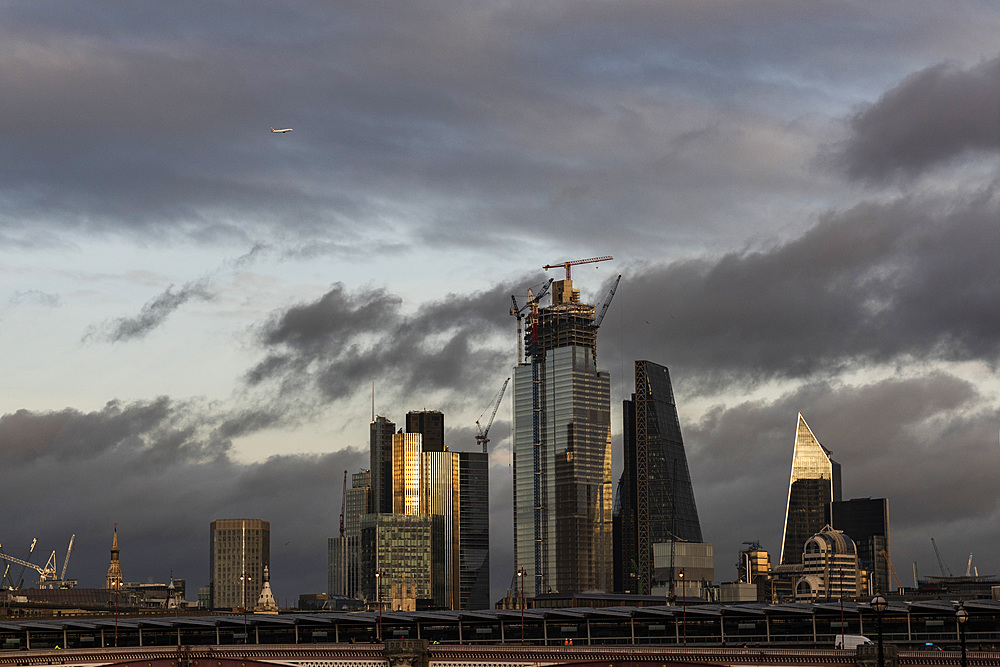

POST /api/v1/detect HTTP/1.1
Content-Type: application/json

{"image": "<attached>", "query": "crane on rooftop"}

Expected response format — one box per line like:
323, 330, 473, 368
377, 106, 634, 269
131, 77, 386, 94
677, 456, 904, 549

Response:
339, 470, 348, 539
542, 255, 613, 281
509, 279, 552, 363
476, 377, 510, 454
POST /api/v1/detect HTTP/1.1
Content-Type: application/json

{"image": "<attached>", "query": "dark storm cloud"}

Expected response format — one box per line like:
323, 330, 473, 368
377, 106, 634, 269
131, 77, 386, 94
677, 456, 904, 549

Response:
84, 280, 215, 343
615, 187, 1000, 393
837, 56, 1000, 182
0, 400, 366, 601
246, 280, 520, 408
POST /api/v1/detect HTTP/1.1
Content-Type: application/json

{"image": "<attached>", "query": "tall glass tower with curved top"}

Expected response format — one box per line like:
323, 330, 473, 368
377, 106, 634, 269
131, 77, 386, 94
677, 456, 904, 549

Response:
780, 414, 842, 566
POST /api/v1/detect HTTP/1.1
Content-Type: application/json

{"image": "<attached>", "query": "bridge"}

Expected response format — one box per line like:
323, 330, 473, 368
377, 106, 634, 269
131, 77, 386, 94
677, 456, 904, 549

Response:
0, 641, 998, 667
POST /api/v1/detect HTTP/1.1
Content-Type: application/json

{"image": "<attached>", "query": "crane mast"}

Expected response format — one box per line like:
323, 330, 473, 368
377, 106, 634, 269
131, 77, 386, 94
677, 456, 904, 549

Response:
476, 377, 510, 453
339, 470, 348, 538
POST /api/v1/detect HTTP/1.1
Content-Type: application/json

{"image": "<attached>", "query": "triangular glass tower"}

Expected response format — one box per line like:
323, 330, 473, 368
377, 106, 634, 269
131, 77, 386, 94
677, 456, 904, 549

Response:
779, 413, 841, 566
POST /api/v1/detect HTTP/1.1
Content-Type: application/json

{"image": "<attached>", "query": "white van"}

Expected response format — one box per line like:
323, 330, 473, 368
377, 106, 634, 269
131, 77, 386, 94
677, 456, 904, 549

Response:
836, 634, 874, 650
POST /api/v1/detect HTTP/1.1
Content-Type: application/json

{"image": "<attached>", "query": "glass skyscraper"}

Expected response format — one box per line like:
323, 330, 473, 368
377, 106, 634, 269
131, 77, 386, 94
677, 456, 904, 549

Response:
614, 360, 702, 594
780, 413, 842, 566
512, 277, 612, 596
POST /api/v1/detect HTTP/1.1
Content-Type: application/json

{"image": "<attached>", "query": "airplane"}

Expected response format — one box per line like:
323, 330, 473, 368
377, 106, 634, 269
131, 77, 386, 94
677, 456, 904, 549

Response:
270, 127, 293, 133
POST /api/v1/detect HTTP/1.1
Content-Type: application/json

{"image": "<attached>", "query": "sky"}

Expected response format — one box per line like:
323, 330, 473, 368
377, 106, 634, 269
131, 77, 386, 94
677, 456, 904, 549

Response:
2, 1, 1000, 606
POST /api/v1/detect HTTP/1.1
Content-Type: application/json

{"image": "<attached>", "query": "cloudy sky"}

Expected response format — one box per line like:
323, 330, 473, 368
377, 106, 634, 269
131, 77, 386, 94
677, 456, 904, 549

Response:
2, 1, 1000, 605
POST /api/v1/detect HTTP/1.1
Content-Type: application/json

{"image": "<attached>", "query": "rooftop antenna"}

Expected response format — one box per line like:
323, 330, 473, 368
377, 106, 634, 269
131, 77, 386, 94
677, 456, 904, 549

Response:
371, 381, 375, 421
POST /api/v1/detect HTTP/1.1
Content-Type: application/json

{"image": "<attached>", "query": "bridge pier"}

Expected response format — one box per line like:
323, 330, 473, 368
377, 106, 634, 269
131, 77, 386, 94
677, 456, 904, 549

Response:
385, 638, 429, 667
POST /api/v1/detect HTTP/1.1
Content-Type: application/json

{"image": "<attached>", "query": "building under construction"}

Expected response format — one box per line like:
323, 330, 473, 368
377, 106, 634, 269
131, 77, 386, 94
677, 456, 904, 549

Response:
511, 260, 616, 598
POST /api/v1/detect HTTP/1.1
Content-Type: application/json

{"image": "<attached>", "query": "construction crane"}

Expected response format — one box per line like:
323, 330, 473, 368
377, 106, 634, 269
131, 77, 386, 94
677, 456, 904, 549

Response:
509, 279, 552, 363
966, 552, 975, 577
931, 537, 953, 576
60, 534, 75, 582
476, 377, 510, 453
881, 550, 904, 592
339, 471, 348, 538
0, 549, 58, 589
542, 255, 613, 280
0, 538, 37, 590
593, 273, 621, 329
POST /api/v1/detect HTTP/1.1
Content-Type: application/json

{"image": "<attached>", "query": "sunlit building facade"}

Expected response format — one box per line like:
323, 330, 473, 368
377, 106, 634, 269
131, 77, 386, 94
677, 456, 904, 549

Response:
359, 513, 445, 608
393, 432, 425, 515
794, 525, 862, 601
780, 414, 842, 566
512, 277, 613, 596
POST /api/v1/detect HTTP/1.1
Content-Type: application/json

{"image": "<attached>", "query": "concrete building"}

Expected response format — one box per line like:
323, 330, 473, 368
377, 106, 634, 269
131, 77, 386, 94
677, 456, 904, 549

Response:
209, 518, 269, 610
614, 360, 703, 595
512, 276, 613, 597
360, 513, 445, 608
780, 414, 842, 566
794, 525, 862, 601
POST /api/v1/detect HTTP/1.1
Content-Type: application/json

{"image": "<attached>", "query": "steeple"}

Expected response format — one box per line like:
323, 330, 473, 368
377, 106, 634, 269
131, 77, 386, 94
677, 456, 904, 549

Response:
254, 565, 278, 614
106, 524, 123, 590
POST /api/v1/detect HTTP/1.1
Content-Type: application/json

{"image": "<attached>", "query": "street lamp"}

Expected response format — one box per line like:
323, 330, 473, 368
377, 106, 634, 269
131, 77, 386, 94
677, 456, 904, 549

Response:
375, 571, 383, 643
517, 568, 525, 644
679, 568, 686, 646
956, 607, 968, 667
871, 595, 887, 667
240, 573, 252, 644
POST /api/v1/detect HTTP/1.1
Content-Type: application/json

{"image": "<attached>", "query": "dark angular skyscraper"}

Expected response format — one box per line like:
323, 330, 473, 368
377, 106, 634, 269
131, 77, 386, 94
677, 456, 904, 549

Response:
614, 360, 702, 594
780, 413, 842, 566
458, 451, 490, 609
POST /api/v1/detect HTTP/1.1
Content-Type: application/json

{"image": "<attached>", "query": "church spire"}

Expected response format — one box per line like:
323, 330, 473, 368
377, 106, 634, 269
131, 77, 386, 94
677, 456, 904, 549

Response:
106, 524, 123, 590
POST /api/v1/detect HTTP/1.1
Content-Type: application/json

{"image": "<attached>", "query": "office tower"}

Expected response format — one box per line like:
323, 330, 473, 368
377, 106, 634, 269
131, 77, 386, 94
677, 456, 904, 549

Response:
106, 524, 123, 590
829, 497, 890, 595
738, 542, 772, 602
407, 410, 445, 452
393, 432, 425, 515
209, 518, 270, 610
780, 414, 842, 566
614, 360, 702, 594
424, 449, 460, 608
370, 416, 396, 514
345, 470, 371, 598
795, 525, 861, 601
328, 537, 346, 597
360, 513, 445, 608
512, 276, 612, 596
457, 451, 490, 609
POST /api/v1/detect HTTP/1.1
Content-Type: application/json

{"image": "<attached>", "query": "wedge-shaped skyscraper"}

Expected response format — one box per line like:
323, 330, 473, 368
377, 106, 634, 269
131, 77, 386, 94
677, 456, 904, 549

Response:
614, 360, 702, 594
780, 413, 842, 566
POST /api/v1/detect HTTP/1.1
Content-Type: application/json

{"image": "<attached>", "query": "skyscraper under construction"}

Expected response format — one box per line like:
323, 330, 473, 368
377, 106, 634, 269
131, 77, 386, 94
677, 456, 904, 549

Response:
512, 273, 613, 596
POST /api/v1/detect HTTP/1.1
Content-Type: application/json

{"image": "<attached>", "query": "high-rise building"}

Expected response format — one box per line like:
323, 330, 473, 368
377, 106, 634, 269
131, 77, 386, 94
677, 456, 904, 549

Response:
614, 360, 702, 594
330, 470, 371, 599
457, 451, 490, 609
393, 432, 425, 515
209, 518, 270, 610
780, 414, 842, 566
407, 410, 445, 452
424, 449, 460, 608
512, 276, 612, 596
370, 416, 396, 514
106, 524, 123, 590
360, 513, 445, 608
794, 525, 862, 601
829, 497, 890, 596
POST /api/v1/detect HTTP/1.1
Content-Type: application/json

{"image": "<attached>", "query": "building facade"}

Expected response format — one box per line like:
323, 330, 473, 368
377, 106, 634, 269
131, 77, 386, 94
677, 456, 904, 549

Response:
780, 414, 842, 566
370, 416, 396, 514
829, 497, 890, 595
359, 513, 445, 608
512, 277, 613, 597
406, 410, 445, 452
457, 451, 490, 609
209, 518, 269, 610
614, 360, 702, 595
794, 525, 862, 601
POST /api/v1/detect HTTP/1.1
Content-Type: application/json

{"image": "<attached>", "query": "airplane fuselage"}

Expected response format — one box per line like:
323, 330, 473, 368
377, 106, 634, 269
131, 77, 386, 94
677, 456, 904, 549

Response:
270, 127, 293, 133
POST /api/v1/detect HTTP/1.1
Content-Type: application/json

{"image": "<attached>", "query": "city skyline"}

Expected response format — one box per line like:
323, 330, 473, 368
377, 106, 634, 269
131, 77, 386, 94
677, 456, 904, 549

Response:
2, 2, 1000, 605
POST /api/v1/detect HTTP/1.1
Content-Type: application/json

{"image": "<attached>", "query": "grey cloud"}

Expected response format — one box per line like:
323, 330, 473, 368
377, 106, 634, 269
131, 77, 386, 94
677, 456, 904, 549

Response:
836, 56, 1000, 182
0, 399, 365, 601
9, 290, 60, 307
85, 280, 215, 343
611, 188, 1000, 394
247, 280, 518, 410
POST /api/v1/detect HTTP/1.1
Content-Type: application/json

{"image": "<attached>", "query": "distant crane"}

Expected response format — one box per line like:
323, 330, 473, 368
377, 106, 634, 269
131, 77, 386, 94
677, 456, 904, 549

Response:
881, 549, 904, 592
476, 377, 510, 453
593, 273, 622, 329
542, 255, 613, 280
966, 552, 975, 577
0, 549, 58, 589
931, 537, 953, 576
0, 538, 37, 590
339, 471, 348, 538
